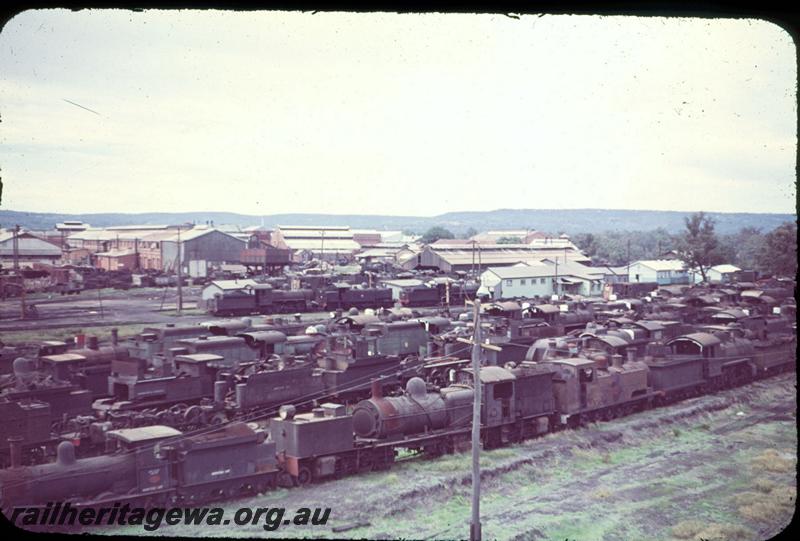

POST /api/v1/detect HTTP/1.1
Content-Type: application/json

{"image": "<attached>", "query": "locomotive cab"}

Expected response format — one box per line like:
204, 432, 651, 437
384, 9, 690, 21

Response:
456, 366, 517, 428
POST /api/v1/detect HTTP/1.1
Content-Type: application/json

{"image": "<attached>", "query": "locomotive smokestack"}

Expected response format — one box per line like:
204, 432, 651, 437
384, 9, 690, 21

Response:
56, 441, 76, 466
75, 333, 86, 348
214, 380, 228, 403
111, 328, 119, 346
371, 379, 383, 399
611, 354, 624, 369
8, 436, 23, 468
626, 347, 636, 364
88, 336, 99, 350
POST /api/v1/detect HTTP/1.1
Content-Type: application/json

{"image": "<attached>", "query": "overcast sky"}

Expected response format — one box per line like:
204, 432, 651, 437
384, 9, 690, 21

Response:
0, 10, 796, 217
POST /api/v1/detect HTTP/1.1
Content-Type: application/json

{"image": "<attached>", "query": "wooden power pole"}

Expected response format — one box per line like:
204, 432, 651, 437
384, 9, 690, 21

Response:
456, 300, 501, 541
176, 227, 183, 315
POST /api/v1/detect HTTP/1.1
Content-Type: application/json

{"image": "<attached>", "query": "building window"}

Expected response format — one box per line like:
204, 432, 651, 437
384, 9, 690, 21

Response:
540, 278, 545, 284
520, 279, 526, 285
506, 279, 512, 286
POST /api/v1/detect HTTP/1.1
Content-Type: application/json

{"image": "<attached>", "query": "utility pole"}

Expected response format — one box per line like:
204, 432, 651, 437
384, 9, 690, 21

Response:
12, 224, 20, 272
456, 300, 501, 541
470, 240, 476, 278
134, 237, 140, 271
176, 227, 183, 315
554, 258, 559, 298
11, 225, 27, 319
320, 230, 325, 268
469, 301, 482, 541
626, 238, 631, 284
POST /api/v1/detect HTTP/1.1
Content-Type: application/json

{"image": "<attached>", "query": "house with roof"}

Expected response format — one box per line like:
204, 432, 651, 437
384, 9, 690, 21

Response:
200, 279, 261, 302
699, 264, 742, 284
480, 260, 603, 300
627, 260, 689, 285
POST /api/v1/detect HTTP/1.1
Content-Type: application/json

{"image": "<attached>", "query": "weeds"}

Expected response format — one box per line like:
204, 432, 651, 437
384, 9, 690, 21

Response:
671, 520, 755, 541
735, 484, 796, 524
750, 449, 795, 473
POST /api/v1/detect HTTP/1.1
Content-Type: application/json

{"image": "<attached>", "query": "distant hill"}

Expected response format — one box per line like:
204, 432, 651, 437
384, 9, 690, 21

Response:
0, 208, 794, 235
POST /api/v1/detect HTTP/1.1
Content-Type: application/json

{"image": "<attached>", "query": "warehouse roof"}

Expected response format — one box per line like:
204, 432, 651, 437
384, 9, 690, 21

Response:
0, 232, 62, 257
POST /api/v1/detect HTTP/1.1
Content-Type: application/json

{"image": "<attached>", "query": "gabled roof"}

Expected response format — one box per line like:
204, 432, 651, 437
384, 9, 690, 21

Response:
632, 260, 687, 272
0, 232, 62, 256
206, 279, 260, 291
710, 264, 741, 274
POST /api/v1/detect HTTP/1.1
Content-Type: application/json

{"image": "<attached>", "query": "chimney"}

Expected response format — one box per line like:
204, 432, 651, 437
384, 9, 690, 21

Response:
214, 380, 229, 403
8, 436, 23, 468
611, 354, 624, 369
370, 379, 383, 399
88, 336, 99, 350
75, 334, 86, 348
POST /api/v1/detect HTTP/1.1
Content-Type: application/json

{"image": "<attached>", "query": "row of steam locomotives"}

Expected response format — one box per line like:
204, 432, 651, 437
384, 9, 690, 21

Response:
0, 278, 795, 512
201, 277, 481, 316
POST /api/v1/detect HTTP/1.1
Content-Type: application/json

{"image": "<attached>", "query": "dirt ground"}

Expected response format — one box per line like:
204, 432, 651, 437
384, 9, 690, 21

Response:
0, 287, 205, 337
0, 287, 330, 344
101, 373, 796, 541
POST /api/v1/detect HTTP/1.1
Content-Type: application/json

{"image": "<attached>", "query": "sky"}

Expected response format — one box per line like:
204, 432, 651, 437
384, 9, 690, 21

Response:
0, 10, 796, 217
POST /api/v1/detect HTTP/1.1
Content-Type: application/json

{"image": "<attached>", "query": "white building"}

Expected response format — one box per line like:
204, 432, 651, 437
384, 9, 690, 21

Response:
273, 226, 361, 262
627, 260, 689, 285
480, 260, 603, 300
200, 279, 261, 302
692, 264, 742, 284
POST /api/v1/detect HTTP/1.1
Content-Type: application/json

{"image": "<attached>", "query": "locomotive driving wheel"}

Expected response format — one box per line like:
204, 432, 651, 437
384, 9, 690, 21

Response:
358, 454, 374, 472
295, 466, 312, 486
208, 412, 227, 425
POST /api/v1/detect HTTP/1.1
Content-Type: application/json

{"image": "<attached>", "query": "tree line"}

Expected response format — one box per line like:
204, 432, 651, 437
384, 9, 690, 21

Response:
572, 214, 796, 279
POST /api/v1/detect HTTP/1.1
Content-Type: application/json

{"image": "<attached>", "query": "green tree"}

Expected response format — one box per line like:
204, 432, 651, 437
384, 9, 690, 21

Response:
759, 222, 797, 277
421, 226, 455, 244
676, 212, 724, 283
573, 233, 597, 257
497, 236, 522, 244
718, 227, 763, 271
463, 227, 478, 239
